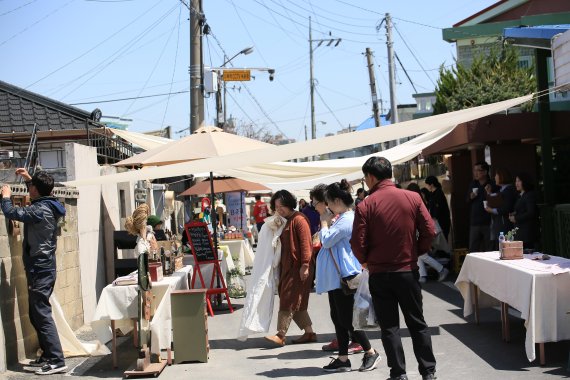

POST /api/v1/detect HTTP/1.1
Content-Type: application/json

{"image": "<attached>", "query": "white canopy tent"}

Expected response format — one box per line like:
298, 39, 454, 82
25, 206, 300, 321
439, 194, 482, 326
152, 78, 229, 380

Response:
65, 94, 533, 189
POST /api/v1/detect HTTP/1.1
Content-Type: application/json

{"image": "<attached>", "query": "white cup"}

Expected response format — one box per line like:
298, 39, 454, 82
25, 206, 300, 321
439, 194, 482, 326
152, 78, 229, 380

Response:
472, 188, 478, 195
483, 200, 488, 208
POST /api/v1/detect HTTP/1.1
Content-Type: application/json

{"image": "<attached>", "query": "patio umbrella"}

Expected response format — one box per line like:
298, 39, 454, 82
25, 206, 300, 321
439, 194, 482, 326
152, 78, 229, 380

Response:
179, 178, 270, 196
114, 126, 271, 168
113, 126, 273, 259
180, 178, 270, 231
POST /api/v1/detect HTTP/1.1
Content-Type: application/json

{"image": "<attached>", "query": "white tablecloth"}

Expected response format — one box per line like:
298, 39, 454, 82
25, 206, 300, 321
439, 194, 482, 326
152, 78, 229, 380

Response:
183, 254, 228, 289
455, 251, 570, 361
90, 265, 192, 354
219, 239, 255, 273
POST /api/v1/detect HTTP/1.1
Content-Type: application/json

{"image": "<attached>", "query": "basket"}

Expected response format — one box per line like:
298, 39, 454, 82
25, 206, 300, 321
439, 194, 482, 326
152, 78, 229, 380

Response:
500, 241, 523, 260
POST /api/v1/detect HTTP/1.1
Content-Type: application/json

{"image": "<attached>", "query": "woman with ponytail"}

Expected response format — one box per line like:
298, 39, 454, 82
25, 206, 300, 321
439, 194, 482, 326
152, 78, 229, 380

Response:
311, 179, 381, 373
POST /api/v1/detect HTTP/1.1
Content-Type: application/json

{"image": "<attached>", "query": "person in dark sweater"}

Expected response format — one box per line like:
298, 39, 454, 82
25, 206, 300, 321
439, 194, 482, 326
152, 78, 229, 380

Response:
467, 161, 494, 252
424, 176, 451, 243
509, 173, 539, 249
484, 168, 517, 250
1, 169, 67, 375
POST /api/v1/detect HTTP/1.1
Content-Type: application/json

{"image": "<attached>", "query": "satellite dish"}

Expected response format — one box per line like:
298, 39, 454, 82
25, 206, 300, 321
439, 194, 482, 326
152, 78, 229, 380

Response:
91, 108, 102, 122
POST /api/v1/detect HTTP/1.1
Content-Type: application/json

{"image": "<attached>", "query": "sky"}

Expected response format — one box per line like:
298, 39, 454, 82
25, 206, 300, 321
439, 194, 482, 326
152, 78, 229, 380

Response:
0, 0, 497, 140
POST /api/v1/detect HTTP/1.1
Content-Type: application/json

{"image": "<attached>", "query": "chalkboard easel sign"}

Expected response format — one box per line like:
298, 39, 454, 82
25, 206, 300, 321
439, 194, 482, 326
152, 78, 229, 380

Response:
183, 221, 233, 315
184, 221, 217, 263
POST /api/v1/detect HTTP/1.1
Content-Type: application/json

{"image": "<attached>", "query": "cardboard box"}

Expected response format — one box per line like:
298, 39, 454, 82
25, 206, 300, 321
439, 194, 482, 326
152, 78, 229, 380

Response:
500, 241, 523, 260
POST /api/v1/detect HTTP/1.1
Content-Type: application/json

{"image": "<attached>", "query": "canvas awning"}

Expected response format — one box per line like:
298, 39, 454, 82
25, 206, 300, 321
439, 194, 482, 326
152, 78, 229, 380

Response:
64, 94, 534, 190
109, 129, 173, 151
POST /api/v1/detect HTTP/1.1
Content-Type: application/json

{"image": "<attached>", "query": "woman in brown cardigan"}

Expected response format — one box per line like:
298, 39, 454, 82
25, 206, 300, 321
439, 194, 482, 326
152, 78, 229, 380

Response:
265, 190, 317, 346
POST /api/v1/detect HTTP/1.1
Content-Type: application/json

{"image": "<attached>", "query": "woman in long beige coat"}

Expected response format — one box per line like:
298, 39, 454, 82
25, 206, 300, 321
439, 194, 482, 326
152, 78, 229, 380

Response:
265, 190, 316, 346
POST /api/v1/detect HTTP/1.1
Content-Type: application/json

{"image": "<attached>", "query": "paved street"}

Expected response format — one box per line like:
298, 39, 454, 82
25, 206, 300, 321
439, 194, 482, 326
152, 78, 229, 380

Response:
3, 275, 569, 379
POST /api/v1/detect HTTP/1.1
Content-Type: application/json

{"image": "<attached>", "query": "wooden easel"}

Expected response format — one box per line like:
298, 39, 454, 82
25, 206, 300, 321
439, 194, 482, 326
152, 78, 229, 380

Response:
184, 221, 233, 316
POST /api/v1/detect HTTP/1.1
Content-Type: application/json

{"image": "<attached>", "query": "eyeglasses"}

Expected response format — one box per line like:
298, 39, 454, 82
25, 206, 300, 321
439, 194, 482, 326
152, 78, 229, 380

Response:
312, 200, 321, 207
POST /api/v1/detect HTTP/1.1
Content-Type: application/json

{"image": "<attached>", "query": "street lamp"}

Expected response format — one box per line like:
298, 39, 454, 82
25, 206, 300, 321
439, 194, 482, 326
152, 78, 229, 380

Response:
221, 46, 254, 68
218, 47, 254, 128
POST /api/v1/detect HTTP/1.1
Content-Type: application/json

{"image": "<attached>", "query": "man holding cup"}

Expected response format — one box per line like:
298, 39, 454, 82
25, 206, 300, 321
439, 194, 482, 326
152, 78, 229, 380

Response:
467, 161, 494, 253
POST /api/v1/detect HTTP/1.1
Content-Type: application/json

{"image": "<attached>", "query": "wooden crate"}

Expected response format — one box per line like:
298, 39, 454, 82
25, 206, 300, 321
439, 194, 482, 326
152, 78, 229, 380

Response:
452, 248, 469, 274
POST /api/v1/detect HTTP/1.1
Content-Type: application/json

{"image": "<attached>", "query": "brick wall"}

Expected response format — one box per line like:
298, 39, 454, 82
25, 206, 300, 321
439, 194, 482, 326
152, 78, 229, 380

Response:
0, 185, 82, 366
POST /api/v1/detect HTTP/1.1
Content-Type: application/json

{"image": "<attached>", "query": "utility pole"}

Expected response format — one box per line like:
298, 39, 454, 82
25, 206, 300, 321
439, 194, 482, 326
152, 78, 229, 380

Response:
308, 17, 341, 143
309, 17, 316, 141
190, 0, 204, 133
304, 124, 308, 141
385, 13, 398, 125
365, 48, 381, 129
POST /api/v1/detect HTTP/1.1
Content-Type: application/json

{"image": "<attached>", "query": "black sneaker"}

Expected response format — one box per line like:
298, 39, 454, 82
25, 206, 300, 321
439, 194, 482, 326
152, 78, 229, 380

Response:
323, 357, 351, 372
27, 357, 48, 367
388, 375, 409, 380
35, 364, 68, 375
422, 373, 437, 380
359, 350, 381, 372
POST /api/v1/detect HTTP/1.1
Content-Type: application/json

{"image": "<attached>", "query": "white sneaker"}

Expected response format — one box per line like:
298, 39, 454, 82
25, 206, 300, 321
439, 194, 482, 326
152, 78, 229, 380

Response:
419, 276, 427, 284
437, 268, 449, 282
35, 364, 67, 375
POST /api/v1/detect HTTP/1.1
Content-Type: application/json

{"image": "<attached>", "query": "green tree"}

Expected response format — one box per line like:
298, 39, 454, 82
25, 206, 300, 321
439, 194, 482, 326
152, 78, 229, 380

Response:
434, 46, 535, 114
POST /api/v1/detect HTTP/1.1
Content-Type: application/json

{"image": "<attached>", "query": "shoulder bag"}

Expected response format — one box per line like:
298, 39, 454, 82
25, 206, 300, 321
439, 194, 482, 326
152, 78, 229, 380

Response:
328, 248, 362, 295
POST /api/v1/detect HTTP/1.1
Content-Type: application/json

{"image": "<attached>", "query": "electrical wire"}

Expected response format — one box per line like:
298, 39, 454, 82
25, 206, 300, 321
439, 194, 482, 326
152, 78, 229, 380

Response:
332, 0, 382, 16
0, 0, 38, 17
281, 0, 377, 29
392, 17, 442, 30
56, 3, 181, 99
20, 1, 164, 90
293, 0, 378, 22
69, 90, 189, 105
0, 0, 76, 47
263, 0, 379, 37
159, 5, 183, 133
314, 86, 344, 129
393, 23, 436, 87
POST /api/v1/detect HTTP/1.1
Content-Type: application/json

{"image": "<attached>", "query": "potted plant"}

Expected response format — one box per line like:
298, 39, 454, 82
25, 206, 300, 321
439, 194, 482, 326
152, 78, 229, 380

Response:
227, 265, 247, 298
500, 227, 523, 260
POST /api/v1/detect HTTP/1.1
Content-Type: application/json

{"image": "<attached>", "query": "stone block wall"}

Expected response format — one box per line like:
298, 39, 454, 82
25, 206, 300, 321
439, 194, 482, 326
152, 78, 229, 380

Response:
0, 185, 82, 366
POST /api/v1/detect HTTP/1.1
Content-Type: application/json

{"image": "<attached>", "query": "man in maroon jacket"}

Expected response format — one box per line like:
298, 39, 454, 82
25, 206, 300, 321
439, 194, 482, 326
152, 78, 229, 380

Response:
351, 157, 437, 380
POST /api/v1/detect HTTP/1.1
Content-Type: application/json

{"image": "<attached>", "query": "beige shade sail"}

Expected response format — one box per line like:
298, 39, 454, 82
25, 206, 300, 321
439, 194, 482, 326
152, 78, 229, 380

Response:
113, 125, 272, 167
179, 178, 271, 196
64, 94, 534, 188
109, 129, 173, 151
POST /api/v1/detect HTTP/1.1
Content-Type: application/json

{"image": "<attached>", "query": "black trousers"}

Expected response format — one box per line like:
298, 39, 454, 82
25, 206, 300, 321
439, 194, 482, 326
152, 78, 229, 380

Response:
328, 289, 372, 356
369, 271, 436, 377
26, 270, 65, 366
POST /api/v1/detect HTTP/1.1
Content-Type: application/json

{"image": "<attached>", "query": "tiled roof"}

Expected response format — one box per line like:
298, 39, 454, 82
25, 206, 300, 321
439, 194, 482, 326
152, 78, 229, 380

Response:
0, 80, 102, 133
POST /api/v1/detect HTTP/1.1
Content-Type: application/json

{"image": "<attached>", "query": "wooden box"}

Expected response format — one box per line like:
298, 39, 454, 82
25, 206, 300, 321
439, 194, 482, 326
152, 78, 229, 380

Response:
500, 241, 523, 260
149, 261, 164, 282
171, 289, 209, 363
174, 255, 184, 272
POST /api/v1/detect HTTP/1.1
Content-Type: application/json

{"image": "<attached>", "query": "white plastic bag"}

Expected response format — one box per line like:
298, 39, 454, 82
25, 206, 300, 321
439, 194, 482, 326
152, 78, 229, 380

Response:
352, 269, 379, 330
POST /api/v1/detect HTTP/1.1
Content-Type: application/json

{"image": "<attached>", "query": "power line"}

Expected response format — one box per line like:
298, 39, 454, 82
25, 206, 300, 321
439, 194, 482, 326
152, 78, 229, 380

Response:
0, 0, 38, 17
159, 4, 183, 132
20, 1, 164, 90
394, 51, 418, 94
315, 86, 344, 129
393, 23, 436, 87
392, 16, 442, 30
0, 0, 76, 47
332, 0, 382, 15
69, 90, 189, 105
281, 0, 377, 29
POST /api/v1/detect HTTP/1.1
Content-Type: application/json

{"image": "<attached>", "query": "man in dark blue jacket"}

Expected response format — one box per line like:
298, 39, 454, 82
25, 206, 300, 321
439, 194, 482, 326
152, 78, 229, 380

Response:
1, 168, 67, 375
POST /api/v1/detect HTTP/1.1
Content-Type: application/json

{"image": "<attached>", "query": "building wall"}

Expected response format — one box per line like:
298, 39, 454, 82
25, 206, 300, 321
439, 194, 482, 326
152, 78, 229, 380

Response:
65, 143, 106, 323
0, 186, 81, 367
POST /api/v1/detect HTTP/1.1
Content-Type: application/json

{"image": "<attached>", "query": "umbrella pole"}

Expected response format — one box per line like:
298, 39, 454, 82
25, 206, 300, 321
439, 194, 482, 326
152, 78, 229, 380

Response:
209, 171, 222, 306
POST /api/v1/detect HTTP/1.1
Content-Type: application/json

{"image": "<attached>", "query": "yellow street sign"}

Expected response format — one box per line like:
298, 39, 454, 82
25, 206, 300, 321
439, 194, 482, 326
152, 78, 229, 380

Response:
223, 70, 251, 81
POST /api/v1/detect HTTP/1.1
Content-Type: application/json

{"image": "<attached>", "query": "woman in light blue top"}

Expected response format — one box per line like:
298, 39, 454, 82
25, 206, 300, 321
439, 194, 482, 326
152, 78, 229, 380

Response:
311, 180, 380, 373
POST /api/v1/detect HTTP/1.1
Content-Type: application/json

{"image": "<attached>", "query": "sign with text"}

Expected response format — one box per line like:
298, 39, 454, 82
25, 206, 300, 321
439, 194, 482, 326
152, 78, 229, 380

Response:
184, 221, 217, 263
226, 191, 247, 231
223, 70, 251, 81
